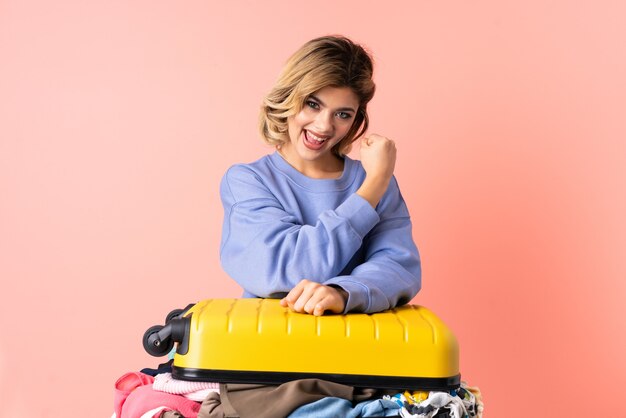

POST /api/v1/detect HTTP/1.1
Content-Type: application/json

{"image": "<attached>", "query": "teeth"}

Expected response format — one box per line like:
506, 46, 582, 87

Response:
306, 131, 327, 143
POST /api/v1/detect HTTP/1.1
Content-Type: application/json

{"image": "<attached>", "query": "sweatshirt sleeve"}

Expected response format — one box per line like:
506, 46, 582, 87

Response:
324, 177, 422, 313
219, 164, 380, 298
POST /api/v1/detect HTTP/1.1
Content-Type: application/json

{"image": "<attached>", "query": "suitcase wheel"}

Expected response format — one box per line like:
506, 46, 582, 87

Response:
143, 325, 174, 357
165, 308, 185, 324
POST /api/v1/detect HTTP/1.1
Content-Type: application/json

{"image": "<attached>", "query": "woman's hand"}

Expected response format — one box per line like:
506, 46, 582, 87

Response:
360, 134, 396, 180
280, 280, 348, 316
357, 134, 396, 208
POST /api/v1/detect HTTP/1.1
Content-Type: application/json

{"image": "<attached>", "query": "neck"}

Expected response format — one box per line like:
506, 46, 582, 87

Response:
277, 148, 344, 179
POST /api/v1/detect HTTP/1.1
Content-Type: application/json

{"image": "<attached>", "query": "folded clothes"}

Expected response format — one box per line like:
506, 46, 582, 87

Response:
153, 372, 220, 402
113, 371, 202, 418
390, 382, 483, 418
115, 368, 483, 418
114, 372, 155, 418
193, 379, 398, 418
123, 385, 201, 418
288, 396, 402, 417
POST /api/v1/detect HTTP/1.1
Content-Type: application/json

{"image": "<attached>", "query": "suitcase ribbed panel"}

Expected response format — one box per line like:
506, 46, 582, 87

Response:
172, 299, 460, 390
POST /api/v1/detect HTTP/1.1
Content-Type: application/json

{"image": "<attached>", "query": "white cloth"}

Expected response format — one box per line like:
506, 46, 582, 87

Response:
152, 372, 220, 402
400, 392, 467, 418
399, 381, 483, 418
140, 406, 168, 418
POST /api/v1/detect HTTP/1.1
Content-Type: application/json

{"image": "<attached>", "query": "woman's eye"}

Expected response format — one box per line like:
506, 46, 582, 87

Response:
337, 112, 352, 120
306, 100, 319, 109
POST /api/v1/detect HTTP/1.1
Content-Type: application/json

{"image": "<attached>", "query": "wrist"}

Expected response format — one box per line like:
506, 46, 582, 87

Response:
356, 175, 389, 208
329, 285, 348, 304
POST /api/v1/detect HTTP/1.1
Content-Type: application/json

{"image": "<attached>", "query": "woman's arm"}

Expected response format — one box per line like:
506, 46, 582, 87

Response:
290, 177, 422, 314
219, 164, 380, 298
280, 135, 420, 314
325, 192, 422, 314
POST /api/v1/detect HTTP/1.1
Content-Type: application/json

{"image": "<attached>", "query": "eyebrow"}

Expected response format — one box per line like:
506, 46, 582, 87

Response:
309, 95, 356, 113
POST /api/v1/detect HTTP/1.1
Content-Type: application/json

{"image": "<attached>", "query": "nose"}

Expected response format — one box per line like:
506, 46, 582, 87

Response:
313, 110, 334, 134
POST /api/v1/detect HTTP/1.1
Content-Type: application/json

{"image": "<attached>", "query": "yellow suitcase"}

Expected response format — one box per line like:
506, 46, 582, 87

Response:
143, 298, 460, 390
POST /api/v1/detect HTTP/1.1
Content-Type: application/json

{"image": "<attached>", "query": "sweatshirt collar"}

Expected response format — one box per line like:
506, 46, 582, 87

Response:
269, 151, 357, 192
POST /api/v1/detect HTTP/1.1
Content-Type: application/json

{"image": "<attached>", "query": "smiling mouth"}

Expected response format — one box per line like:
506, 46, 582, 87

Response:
304, 130, 330, 145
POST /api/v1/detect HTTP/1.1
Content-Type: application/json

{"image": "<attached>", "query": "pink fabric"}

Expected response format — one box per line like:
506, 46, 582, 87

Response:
154, 373, 219, 394
122, 385, 201, 418
114, 372, 155, 417
153, 372, 219, 401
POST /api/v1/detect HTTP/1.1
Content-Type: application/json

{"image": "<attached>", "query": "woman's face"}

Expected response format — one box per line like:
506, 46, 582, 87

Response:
283, 86, 359, 176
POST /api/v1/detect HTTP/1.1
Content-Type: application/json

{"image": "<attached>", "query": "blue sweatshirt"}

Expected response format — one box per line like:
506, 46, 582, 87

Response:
219, 152, 421, 313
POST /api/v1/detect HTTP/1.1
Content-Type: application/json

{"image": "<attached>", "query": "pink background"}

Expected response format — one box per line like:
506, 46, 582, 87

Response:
1, 1, 625, 416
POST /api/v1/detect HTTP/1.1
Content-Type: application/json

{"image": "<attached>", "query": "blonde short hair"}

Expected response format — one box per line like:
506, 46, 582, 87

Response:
259, 35, 376, 156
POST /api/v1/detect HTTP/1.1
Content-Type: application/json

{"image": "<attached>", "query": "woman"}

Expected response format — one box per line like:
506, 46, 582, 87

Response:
219, 35, 421, 315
